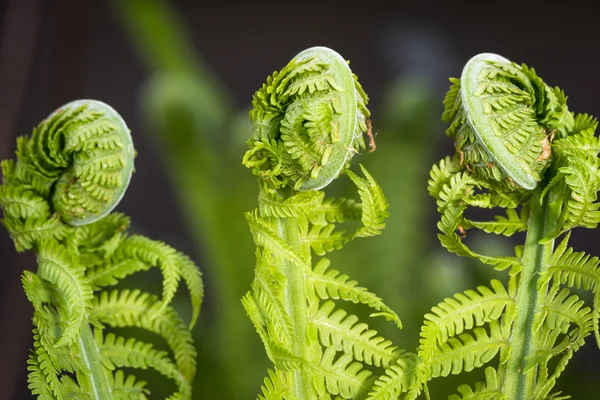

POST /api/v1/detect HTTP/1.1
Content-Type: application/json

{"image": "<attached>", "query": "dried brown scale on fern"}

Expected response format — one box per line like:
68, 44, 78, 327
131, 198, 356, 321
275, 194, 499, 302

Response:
416, 52, 600, 400
0, 100, 203, 399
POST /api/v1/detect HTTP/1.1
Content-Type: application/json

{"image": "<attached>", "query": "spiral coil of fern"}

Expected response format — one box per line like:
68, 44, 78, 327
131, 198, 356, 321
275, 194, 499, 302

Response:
243, 46, 369, 191
421, 53, 600, 400
2, 99, 135, 231
443, 53, 573, 191
242, 47, 419, 400
0, 100, 203, 399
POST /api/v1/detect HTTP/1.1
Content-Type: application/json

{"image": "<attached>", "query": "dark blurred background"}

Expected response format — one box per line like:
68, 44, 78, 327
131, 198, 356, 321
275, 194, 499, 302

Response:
1, 0, 599, 399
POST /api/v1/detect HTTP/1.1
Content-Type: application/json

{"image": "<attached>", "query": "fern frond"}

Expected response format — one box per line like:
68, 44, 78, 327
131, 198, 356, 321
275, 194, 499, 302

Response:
56, 376, 87, 399
176, 252, 204, 329
259, 187, 324, 219
36, 240, 93, 347
466, 209, 526, 236
438, 233, 521, 272
309, 258, 402, 329
312, 300, 399, 368
434, 175, 525, 269
442, 77, 462, 124
539, 392, 571, 400
0, 184, 50, 219
69, 212, 130, 265
31, 306, 64, 366
419, 280, 514, 363
314, 346, 372, 399
307, 196, 361, 225
540, 234, 600, 344
246, 48, 369, 191
86, 237, 202, 329
436, 172, 478, 212
22, 269, 56, 309
108, 369, 148, 400
29, 329, 62, 399
1, 99, 202, 400
366, 352, 423, 400
553, 127, 600, 160
531, 335, 576, 400
429, 322, 507, 378
346, 165, 388, 238
448, 367, 506, 400
241, 291, 271, 354
525, 288, 592, 374
245, 47, 392, 399
428, 156, 460, 200
267, 343, 305, 372
558, 156, 600, 231
434, 52, 596, 400
484, 190, 525, 209
27, 338, 60, 400
98, 330, 191, 398
113, 235, 182, 314
1, 215, 69, 252
257, 368, 295, 400
90, 289, 196, 382
572, 112, 598, 134
251, 256, 295, 347
540, 288, 593, 346
438, 202, 467, 235
246, 211, 306, 266
302, 223, 351, 255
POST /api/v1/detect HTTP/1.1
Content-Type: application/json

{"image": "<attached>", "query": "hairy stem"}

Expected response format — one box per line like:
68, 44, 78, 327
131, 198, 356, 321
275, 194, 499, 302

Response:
76, 324, 112, 399
275, 212, 315, 399
503, 186, 554, 399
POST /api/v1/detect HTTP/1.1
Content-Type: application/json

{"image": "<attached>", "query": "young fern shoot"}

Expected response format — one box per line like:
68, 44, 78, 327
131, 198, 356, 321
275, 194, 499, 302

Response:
242, 47, 415, 399
421, 53, 600, 399
0, 100, 204, 399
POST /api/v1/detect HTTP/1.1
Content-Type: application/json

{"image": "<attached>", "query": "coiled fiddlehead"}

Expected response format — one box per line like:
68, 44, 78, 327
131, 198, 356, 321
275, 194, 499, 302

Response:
242, 47, 417, 399
243, 46, 369, 191
7, 99, 135, 227
0, 100, 203, 399
444, 53, 573, 191
411, 53, 600, 399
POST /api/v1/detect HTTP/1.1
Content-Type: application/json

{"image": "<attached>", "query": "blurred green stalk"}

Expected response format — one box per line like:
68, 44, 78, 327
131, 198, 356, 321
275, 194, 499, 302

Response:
110, 0, 266, 397
110, 1, 494, 397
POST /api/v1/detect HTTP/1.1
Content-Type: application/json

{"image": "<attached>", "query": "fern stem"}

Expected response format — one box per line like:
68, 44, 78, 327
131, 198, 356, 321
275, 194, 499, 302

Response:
275, 213, 315, 399
502, 186, 554, 399
76, 325, 112, 399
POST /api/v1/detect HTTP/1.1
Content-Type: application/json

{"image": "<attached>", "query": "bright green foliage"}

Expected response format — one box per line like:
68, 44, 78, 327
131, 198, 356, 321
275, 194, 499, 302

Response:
243, 47, 369, 191
408, 53, 600, 399
242, 47, 414, 399
448, 367, 505, 400
443, 53, 573, 191
0, 100, 203, 399
111, 1, 268, 396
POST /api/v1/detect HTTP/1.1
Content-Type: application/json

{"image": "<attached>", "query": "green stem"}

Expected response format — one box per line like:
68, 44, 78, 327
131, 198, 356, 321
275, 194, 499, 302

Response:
275, 214, 315, 399
502, 186, 554, 399
76, 325, 112, 399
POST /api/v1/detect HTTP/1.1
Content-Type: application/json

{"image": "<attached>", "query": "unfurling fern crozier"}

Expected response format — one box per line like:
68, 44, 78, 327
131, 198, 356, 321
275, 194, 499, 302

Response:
0, 99, 203, 399
421, 52, 600, 399
443, 52, 573, 191
242, 46, 419, 399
